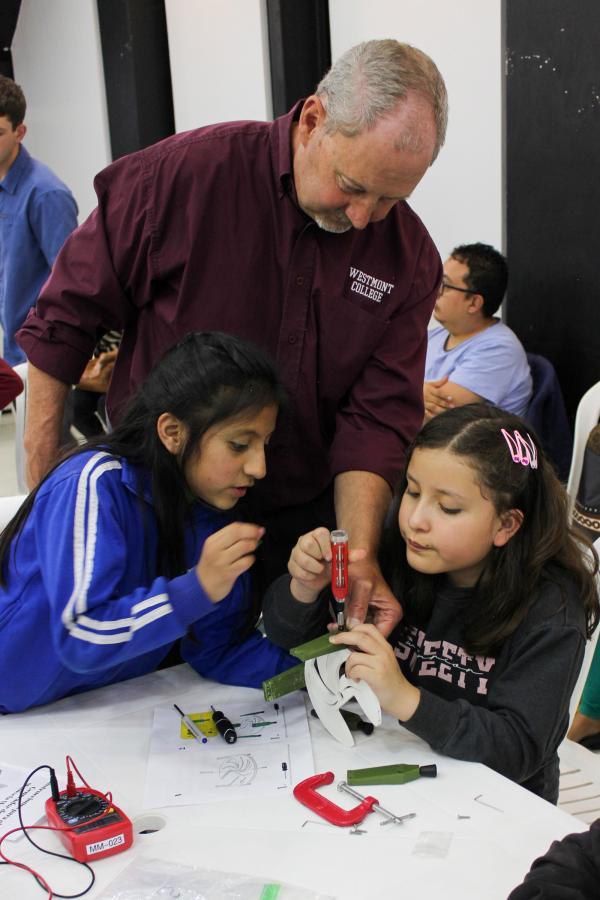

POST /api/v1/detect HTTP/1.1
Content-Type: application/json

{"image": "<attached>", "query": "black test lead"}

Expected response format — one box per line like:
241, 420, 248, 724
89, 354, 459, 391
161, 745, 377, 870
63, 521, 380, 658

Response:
211, 705, 238, 743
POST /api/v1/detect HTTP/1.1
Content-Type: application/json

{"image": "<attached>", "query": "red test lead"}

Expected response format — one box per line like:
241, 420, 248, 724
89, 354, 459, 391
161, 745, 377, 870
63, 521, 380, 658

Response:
331, 529, 349, 630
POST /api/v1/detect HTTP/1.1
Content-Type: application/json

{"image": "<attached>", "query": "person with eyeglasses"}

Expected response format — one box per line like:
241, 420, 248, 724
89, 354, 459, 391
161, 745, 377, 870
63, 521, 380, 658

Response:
423, 243, 532, 422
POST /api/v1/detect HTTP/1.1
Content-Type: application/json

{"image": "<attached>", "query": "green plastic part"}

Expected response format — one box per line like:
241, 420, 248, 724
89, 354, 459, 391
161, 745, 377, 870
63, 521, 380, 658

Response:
341, 710, 364, 731
347, 763, 421, 786
289, 631, 339, 661
341, 710, 374, 735
259, 886, 281, 900
262, 662, 306, 700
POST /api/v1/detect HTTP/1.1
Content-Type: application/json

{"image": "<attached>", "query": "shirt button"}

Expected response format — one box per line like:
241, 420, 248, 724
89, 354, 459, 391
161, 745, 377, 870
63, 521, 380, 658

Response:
288, 335, 297, 344
295, 276, 305, 286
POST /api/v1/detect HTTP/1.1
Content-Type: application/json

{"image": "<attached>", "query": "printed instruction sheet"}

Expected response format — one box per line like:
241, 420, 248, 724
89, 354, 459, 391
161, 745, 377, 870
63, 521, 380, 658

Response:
0, 763, 50, 840
143, 694, 313, 808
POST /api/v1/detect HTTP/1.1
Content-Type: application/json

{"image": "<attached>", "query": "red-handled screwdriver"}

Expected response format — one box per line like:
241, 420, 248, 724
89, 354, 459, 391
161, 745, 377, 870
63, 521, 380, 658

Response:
331, 529, 349, 630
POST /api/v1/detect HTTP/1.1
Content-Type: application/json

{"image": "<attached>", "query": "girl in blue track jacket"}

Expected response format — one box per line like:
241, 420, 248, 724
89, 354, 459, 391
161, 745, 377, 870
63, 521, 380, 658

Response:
0, 332, 297, 712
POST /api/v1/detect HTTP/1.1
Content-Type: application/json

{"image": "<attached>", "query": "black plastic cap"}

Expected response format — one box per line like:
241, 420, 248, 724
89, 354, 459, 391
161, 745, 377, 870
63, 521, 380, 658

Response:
419, 764, 438, 778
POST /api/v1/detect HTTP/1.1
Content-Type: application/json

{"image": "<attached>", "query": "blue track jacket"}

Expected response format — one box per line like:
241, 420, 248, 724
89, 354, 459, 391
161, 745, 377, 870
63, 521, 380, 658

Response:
0, 451, 296, 713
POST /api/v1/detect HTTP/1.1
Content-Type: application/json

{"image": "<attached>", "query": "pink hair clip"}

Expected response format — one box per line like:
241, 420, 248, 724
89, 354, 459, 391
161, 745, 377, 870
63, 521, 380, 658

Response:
500, 428, 538, 469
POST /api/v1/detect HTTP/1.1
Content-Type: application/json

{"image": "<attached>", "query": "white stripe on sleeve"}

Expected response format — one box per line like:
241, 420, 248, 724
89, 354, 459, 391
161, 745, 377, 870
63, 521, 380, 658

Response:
60, 454, 179, 646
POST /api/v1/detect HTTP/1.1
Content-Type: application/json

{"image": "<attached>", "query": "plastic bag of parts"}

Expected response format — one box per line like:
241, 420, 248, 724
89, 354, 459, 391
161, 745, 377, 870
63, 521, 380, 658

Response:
97, 855, 334, 900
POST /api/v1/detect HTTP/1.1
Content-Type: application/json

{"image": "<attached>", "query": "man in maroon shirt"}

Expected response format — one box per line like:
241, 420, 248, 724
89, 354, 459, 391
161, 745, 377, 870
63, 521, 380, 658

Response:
17, 40, 446, 632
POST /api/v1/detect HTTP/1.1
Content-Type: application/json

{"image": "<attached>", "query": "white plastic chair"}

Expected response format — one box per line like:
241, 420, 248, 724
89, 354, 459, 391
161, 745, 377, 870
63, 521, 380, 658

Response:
558, 738, 600, 824
0, 494, 26, 530
566, 379, 600, 518
569, 609, 600, 725
557, 535, 600, 823
568, 535, 600, 723
11, 362, 28, 494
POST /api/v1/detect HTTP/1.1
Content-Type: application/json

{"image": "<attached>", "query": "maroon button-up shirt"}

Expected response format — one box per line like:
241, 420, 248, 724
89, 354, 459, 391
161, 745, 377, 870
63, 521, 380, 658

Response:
18, 104, 441, 514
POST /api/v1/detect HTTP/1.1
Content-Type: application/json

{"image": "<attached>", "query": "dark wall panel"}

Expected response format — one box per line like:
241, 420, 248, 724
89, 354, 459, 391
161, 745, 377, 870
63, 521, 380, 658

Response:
97, 0, 174, 160
504, 0, 600, 419
0, 1, 21, 78
267, 0, 331, 118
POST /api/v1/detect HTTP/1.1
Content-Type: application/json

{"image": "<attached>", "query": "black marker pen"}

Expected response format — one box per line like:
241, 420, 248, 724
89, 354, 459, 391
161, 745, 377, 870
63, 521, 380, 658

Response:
211, 705, 237, 744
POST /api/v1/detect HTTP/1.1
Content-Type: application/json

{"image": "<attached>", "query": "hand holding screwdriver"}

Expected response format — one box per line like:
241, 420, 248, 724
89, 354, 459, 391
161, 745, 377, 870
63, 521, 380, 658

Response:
287, 527, 367, 607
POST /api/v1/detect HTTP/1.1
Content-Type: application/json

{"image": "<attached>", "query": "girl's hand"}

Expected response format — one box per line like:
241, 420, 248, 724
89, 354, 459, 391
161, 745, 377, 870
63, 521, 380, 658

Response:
196, 522, 264, 602
288, 527, 367, 605
288, 527, 332, 604
329, 624, 420, 722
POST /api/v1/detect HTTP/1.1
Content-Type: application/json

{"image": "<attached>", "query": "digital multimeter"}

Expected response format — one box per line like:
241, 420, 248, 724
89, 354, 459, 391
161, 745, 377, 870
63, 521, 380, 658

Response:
45, 787, 133, 862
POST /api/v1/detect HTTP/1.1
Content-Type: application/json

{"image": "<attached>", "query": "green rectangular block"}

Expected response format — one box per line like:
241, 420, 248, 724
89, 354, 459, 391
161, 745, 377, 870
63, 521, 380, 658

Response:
289, 631, 338, 661
347, 764, 421, 786
262, 662, 306, 700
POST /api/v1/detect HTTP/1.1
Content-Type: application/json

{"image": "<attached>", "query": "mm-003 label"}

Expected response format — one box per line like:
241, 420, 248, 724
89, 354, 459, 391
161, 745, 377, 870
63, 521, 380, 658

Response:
86, 833, 125, 855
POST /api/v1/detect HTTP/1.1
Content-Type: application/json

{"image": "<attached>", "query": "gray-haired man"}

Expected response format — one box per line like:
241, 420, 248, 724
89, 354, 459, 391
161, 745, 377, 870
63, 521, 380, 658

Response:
19, 40, 447, 631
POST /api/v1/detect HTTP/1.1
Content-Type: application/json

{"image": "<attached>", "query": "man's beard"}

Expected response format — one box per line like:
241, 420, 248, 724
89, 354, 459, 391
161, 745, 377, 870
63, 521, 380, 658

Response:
308, 208, 353, 234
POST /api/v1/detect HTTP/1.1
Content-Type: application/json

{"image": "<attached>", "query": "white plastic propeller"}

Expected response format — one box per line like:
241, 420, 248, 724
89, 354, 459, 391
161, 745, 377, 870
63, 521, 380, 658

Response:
304, 648, 382, 747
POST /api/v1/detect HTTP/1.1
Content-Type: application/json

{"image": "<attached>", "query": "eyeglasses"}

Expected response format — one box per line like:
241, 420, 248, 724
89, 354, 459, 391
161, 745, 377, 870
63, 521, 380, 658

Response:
439, 279, 473, 295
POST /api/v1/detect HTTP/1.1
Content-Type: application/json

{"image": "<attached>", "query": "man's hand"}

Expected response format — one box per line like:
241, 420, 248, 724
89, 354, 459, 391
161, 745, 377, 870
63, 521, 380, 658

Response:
77, 350, 117, 393
423, 375, 454, 422
333, 470, 400, 636
345, 556, 403, 637
196, 522, 265, 602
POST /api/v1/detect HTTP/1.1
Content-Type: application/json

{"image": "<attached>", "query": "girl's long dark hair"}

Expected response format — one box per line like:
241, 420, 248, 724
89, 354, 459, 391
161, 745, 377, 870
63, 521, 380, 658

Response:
0, 331, 285, 583
380, 403, 600, 653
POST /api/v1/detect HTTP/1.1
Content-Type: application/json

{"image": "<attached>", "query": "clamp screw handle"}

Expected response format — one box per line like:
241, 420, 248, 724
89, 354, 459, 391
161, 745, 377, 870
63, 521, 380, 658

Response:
338, 780, 414, 825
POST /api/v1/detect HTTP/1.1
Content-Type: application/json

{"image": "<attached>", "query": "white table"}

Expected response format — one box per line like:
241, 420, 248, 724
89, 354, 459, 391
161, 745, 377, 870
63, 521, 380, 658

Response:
1, 664, 587, 899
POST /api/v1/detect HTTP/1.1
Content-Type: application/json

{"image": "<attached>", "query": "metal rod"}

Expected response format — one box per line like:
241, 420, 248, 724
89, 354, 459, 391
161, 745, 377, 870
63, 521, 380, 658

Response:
380, 813, 416, 826
337, 781, 415, 824
473, 793, 504, 813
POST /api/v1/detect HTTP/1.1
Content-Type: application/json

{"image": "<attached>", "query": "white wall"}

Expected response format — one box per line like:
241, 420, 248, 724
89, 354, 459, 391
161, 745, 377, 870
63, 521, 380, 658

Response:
8, 0, 502, 253
329, 0, 503, 260
165, 0, 272, 132
11, 0, 111, 221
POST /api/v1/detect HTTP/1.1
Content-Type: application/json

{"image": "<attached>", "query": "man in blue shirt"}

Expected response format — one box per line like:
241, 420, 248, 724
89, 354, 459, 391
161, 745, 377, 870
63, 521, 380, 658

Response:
424, 243, 532, 421
0, 75, 77, 365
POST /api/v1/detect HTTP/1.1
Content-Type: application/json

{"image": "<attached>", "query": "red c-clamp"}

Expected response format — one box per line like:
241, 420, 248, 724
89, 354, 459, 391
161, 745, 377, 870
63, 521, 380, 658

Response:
293, 771, 378, 826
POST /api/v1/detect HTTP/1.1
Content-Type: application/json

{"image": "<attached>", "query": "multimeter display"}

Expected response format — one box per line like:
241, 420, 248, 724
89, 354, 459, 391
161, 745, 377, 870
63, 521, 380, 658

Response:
54, 792, 109, 826
45, 788, 133, 862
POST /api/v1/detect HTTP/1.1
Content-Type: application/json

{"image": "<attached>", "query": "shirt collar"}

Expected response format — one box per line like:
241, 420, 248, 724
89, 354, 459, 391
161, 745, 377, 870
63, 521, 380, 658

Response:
272, 100, 305, 201
120, 455, 153, 503
0, 144, 31, 195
